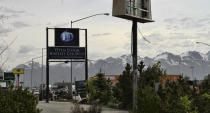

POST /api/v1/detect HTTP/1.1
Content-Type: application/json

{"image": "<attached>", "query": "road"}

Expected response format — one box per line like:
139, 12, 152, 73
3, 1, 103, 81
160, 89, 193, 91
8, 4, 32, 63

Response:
38, 101, 128, 113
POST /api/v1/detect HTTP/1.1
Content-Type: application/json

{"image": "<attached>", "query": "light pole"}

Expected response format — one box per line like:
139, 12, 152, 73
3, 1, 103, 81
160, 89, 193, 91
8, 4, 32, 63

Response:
71, 13, 109, 28
31, 56, 42, 90
41, 48, 46, 100
20, 60, 32, 87
196, 42, 210, 46
64, 60, 73, 98
70, 13, 109, 98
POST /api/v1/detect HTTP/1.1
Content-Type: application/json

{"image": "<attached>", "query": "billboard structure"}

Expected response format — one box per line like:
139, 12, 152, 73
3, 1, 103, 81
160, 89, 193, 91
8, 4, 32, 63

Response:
12, 68, 24, 88
46, 27, 88, 103
113, 0, 153, 23
112, 0, 154, 111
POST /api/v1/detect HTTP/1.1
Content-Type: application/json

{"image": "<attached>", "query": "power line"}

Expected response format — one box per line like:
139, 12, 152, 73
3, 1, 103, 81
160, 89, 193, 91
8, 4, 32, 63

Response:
137, 27, 151, 43
0, 36, 18, 56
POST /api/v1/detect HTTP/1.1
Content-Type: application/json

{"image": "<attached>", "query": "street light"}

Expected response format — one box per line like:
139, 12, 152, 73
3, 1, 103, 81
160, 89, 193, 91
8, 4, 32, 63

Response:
31, 56, 42, 90
41, 48, 46, 100
71, 13, 109, 28
196, 42, 210, 46
69, 13, 109, 98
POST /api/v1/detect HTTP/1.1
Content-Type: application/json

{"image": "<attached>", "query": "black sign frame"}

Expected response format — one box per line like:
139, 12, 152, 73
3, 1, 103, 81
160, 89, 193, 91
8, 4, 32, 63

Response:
46, 28, 88, 103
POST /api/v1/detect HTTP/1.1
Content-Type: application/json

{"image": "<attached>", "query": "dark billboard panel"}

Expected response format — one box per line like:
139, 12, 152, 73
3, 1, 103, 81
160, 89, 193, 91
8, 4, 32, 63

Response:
4, 72, 15, 81
55, 28, 79, 46
75, 80, 86, 94
48, 47, 85, 59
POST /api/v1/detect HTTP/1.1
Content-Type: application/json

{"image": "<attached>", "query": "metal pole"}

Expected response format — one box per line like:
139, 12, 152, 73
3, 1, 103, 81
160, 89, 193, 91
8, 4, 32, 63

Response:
41, 48, 44, 100
71, 13, 109, 24
85, 29, 88, 81
17, 74, 20, 88
46, 27, 49, 103
70, 60, 73, 97
132, 20, 138, 111
31, 59, 34, 90
23, 65, 25, 87
71, 21, 73, 98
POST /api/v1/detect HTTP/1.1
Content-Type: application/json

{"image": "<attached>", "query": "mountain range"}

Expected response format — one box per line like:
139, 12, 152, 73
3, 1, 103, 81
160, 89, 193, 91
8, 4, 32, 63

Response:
15, 51, 210, 87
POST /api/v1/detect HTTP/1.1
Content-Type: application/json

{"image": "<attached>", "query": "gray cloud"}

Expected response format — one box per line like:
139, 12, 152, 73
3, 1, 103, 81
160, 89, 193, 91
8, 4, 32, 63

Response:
0, 14, 8, 21
0, 26, 12, 36
92, 32, 111, 37
163, 16, 209, 30
12, 21, 29, 28
18, 45, 35, 54
163, 18, 177, 24
0, 6, 27, 19
106, 46, 118, 50
0, 6, 25, 14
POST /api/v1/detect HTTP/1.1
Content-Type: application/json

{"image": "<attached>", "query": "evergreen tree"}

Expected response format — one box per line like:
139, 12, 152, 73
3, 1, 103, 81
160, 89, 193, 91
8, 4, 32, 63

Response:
201, 74, 210, 94
135, 62, 165, 113
137, 61, 145, 75
158, 77, 194, 112
193, 93, 210, 113
135, 86, 161, 113
86, 72, 112, 105
113, 63, 132, 109
165, 95, 197, 113
139, 61, 166, 88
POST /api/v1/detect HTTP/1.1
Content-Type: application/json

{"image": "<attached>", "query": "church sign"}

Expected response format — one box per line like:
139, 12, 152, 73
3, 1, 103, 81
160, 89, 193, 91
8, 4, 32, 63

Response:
48, 47, 85, 59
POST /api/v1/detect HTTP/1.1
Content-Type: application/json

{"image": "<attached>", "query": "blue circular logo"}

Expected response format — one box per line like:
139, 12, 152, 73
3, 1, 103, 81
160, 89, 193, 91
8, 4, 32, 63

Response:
60, 31, 74, 42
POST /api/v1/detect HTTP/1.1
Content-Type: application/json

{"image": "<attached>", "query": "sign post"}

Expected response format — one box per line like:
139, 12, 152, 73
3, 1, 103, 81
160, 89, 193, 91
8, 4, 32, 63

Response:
17, 74, 20, 88
12, 68, 24, 88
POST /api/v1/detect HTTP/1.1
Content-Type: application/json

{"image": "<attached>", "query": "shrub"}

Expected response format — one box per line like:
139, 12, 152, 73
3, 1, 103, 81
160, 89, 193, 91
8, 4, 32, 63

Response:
0, 86, 41, 113
71, 104, 102, 113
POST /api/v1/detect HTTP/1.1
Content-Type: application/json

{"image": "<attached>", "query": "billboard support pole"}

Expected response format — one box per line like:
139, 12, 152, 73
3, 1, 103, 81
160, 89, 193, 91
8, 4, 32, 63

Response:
46, 27, 49, 103
85, 29, 88, 81
132, 20, 138, 111
17, 74, 20, 88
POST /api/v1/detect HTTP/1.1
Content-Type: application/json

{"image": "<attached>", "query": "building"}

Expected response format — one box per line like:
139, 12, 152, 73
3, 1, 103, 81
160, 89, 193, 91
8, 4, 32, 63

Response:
160, 75, 182, 84
105, 75, 120, 85
159, 75, 182, 89
90, 74, 120, 85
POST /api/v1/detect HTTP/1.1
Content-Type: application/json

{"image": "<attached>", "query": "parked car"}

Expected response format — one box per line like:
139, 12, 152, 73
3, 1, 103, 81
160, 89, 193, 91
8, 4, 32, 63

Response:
33, 89, 40, 95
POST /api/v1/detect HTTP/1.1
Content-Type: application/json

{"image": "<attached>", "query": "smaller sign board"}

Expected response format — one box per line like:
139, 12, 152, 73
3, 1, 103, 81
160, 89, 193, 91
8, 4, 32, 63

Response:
13, 68, 24, 74
4, 72, 15, 81
48, 47, 86, 59
75, 80, 86, 94
0, 76, 3, 80
0, 82, 6, 88
55, 28, 80, 47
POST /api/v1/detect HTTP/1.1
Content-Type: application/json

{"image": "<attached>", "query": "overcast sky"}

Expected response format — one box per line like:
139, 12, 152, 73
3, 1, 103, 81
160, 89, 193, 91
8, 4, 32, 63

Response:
0, 0, 210, 70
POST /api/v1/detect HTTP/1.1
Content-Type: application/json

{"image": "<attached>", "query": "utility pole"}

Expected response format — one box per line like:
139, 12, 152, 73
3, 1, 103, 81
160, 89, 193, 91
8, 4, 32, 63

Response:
46, 27, 49, 103
190, 66, 194, 80
31, 59, 34, 90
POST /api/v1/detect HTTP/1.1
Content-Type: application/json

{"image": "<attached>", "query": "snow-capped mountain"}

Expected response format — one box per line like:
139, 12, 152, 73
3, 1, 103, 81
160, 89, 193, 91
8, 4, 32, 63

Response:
14, 51, 210, 87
